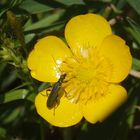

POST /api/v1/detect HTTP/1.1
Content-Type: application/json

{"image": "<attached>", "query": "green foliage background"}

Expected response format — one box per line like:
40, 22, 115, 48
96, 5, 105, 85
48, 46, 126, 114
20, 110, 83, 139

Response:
0, 0, 140, 140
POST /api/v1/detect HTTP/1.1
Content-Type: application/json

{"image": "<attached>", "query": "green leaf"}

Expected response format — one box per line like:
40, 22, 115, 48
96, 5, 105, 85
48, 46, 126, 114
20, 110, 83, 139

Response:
0, 107, 21, 124
127, 0, 140, 15
19, 0, 53, 14
38, 22, 64, 35
0, 63, 7, 79
24, 10, 64, 31
0, 8, 8, 17
38, 82, 51, 92
0, 127, 6, 139
125, 17, 140, 45
81, 122, 88, 132
132, 58, 140, 71
0, 70, 17, 91
127, 97, 138, 128
10, 0, 23, 7
55, 0, 85, 5
25, 33, 36, 44
0, 89, 29, 104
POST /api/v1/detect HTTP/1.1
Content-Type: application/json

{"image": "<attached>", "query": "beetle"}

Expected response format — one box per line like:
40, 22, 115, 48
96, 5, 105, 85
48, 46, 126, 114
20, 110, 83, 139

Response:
47, 74, 66, 109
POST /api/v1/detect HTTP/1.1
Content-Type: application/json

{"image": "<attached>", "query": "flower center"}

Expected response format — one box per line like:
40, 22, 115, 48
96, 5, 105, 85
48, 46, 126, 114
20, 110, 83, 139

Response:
61, 48, 112, 104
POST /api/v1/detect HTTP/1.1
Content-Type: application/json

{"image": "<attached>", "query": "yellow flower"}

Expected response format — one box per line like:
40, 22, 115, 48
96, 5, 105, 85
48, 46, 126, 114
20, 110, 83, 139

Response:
27, 13, 132, 127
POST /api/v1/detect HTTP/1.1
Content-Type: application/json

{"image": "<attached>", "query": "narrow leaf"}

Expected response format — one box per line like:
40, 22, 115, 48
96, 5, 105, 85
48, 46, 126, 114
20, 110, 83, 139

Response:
24, 10, 64, 31
132, 58, 140, 71
55, 0, 85, 5
19, 0, 53, 14
0, 89, 29, 104
127, 0, 140, 15
125, 17, 140, 45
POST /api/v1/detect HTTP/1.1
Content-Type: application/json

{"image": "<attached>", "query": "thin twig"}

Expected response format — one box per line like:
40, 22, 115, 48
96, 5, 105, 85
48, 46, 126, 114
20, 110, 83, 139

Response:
135, 105, 140, 111
133, 125, 140, 130
129, 69, 140, 79
109, 18, 117, 26
109, 16, 123, 26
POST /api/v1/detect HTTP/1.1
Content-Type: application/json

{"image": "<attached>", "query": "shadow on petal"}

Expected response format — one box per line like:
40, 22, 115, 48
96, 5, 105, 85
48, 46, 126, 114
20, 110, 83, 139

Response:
82, 84, 127, 124
35, 90, 83, 127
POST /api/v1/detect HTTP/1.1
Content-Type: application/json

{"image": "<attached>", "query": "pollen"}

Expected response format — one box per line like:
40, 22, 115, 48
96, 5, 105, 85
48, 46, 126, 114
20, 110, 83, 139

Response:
61, 47, 113, 104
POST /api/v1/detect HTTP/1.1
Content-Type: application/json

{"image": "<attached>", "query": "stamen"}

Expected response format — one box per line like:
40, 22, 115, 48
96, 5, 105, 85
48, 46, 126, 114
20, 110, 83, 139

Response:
61, 47, 111, 104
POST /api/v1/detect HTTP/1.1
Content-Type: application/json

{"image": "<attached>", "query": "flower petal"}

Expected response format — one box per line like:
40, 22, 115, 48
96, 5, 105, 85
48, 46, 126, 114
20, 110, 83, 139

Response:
99, 35, 132, 83
82, 84, 127, 124
35, 90, 83, 127
27, 36, 72, 82
65, 13, 112, 56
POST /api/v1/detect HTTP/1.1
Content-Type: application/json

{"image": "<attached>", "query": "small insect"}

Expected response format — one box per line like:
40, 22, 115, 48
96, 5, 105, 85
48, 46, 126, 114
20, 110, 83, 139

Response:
47, 74, 66, 109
